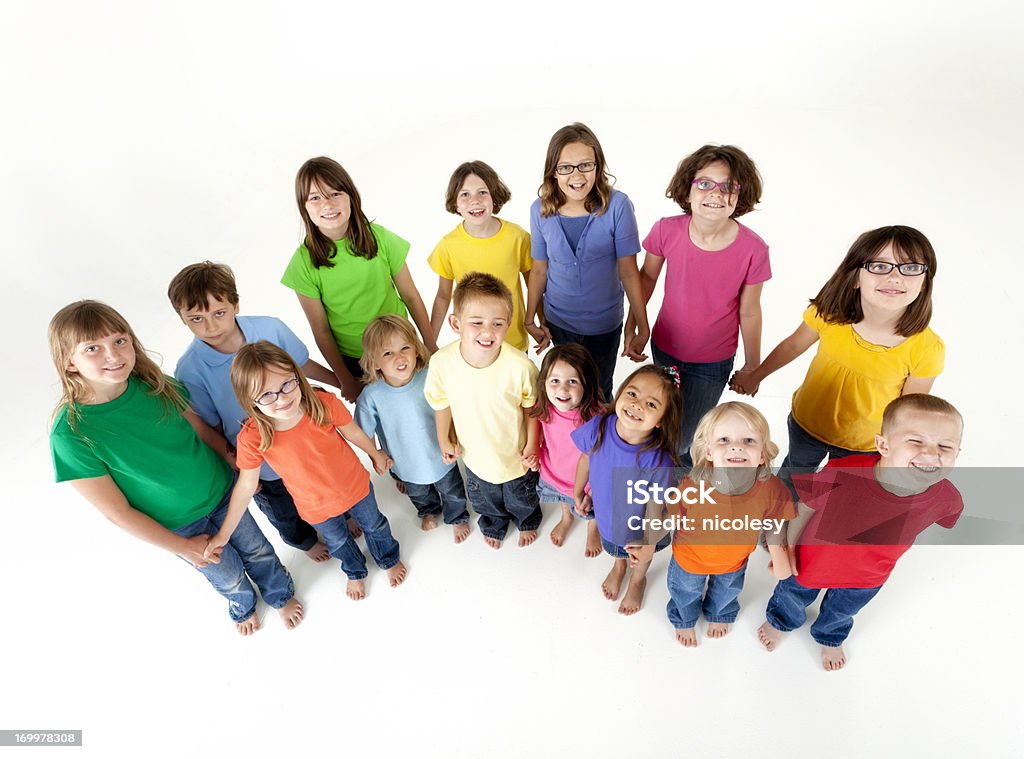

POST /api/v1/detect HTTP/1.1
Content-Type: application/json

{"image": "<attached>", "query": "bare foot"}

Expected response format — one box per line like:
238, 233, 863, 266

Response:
707, 622, 730, 639
757, 622, 784, 652
584, 521, 602, 558
235, 614, 261, 636
518, 530, 538, 548
484, 535, 503, 550
821, 645, 847, 671
387, 561, 408, 588
420, 514, 439, 532
346, 579, 366, 601
453, 523, 471, 544
304, 540, 331, 563
675, 627, 698, 647
394, 480, 407, 494
550, 510, 573, 547
347, 519, 363, 539
277, 598, 304, 629
618, 576, 647, 616
602, 561, 627, 601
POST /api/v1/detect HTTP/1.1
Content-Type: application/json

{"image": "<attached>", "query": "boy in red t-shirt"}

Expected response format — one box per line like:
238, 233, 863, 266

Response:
757, 394, 964, 671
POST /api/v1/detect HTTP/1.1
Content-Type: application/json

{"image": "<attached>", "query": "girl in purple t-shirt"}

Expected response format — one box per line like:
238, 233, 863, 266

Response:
571, 365, 682, 616
629, 145, 771, 469
530, 344, 604, 555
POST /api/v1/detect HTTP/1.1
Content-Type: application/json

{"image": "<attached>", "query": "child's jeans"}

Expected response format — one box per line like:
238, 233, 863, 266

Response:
464, 467, 542, 540
391, 465, 470, 525
546, 321, 621, 404
777, 414, 865, 499
537, 477, 593, 520
666, 557, 747, 629
174, 487, 295, 623
253, 477, 319, 551
765, 576, 883, 647
601, 534, 670, 560
314, 485, 401, 581
651, 341, 734, 471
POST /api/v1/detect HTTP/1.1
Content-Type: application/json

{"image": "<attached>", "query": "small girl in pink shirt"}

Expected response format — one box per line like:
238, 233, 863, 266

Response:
531, 344, 604, 555
627, 145, 771, 469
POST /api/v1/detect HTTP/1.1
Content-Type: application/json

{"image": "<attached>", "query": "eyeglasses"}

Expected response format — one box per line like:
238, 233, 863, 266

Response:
861, 261, 928, 276
255, 377, 300, 406
555, 161, 597, 176
691, 177, 742, 194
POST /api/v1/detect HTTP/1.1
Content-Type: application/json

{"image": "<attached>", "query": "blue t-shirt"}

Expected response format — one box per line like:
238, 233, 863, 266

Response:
558, 214, 588, 253
530, 189, 641, 335
354, 370, 454, 485
571, 413, 675, 546
174, 315, 310, 481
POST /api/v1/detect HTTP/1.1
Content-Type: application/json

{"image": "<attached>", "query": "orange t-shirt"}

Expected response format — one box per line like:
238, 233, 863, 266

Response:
235, 390, 370, 524
670, 475, 795, 575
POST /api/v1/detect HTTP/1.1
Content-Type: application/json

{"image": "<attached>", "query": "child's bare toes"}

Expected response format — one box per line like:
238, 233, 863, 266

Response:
821, 645, 847, 671
550, 519, 571, 547
707, 622, 730, 639
346, 579, 366, 601
387, 561, 408, 588
453, 523, 471, 544
618, 576, 647, 616
675, 627, 698, 647
757, 622, 783, 652
518, 530, 538, 548
304, 541, 331, 563
278, 598, 304, 629
585, 523, 602, 558
420, 514, 439, 532
601, 563, 626, 601
235, 614, 261, 636
484, 535, 503, 550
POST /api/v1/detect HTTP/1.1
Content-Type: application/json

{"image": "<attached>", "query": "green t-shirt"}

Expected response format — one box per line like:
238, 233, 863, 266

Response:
49, 376, 233, 530
280, 223, 410, 357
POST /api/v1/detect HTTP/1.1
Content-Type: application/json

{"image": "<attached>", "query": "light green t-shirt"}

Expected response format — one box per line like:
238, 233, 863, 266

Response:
424, 341, 538, 484
281, 223, 410, 357
427, 219, 532, 351
49, 376, 233, 530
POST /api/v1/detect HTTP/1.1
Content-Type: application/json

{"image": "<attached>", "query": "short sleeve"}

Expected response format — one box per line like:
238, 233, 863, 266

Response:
801, 305, 828, 335
792, 467, 838, 510
274, 318, 310, 367
520, 359, 538, 409
764, 477, 798, 521
936, 486, 964, 529
529, 201, 548, 262
611, 193, 641, 258
374, 225, 411, 277
571, 415, 601, 454
320, 390, 353, 427
910, 332, 945, 378
281, 246, 322, 299
427, 238, 454, 280
423, 358, 449, 410
175, 359, 220, 429
642, 218, 667, 259
235, 424, 265, 471
744, 239, 772, 286
50, 423, 108, 482
516, 227, 533, 273
354, 390, 379, 441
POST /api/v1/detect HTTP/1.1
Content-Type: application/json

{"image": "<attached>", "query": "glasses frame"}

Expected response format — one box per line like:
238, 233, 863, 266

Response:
860, 261, 929, 277
690, 177, 742, 194
255, 377, 301, 406
554, 161, 598, 176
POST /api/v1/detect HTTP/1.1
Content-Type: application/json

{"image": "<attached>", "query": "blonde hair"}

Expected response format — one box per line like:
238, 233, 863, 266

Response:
359, 315, 430, 383
688, 402, 779, 483
231, 341, 330, 451
48, 300, 186, 433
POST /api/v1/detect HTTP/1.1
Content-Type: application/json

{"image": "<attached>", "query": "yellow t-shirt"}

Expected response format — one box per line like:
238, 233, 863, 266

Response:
792, 306, 945, 451
427, 219, 532, 351
423, 341, 538, 484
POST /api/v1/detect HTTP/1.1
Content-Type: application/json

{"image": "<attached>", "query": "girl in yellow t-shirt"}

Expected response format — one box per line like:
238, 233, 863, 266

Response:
730, 226, 943, 490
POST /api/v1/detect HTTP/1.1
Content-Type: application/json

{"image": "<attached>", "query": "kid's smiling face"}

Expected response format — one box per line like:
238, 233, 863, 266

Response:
254, 366, 304, 425
706, 412, 766, 469
375, 333, 417, 387
875, 408, 961, 492
555, 141, 597, 209
687, 160, 738, 222
67, 332, 136, 399
455, 173, 494, 226
178, 295, 242, 353
615, 373, 667, 437
305, 180, 351, 240
449, 295, 510, 368
856, 242, 926, 314
545, 360, 583, 412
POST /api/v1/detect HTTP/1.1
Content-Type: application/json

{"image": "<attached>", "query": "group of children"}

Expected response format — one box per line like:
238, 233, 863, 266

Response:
48, 121, 963, 671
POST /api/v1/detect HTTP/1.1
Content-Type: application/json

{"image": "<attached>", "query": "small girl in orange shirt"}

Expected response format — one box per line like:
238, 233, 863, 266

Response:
206, 340, 407, 601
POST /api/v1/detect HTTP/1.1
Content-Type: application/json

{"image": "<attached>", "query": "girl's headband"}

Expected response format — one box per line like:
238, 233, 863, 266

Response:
663, 365, 681, 389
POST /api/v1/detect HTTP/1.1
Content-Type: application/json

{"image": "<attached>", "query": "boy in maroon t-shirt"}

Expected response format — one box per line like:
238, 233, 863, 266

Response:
757, 394, 964, 671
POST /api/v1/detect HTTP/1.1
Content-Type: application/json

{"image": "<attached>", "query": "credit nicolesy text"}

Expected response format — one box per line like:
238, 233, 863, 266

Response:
625, 479, 718, 506
626, 514, 787, 535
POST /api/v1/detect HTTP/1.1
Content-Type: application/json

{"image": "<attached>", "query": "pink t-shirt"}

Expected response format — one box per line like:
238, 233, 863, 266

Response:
538, 406, 584, 497
643, 215, 771, 362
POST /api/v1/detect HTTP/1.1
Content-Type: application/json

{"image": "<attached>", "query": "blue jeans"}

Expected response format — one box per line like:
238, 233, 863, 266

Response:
464, 467, 542, 540
777, 414, 865, 499
666, 557, 747, 628
547, 320, 621, 403
765, 576, 883, 647
253, 477, 319, 551
537, 477, 593, 519
314, 486, 401, 580
174, 488, 295, 622
392, 465, 470, 525
651, 341, 734, 470
601, 534, 670, 560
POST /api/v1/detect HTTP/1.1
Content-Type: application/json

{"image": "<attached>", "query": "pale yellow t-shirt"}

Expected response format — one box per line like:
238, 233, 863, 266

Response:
791, 306, 945, 451
423, 341, 538, 484
427, 219, 532, 351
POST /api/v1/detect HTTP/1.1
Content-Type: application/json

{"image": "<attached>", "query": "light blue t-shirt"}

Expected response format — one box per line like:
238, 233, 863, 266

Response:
354, 369, 454, 485
530, 189, 641, 335
174, 315, 309, 481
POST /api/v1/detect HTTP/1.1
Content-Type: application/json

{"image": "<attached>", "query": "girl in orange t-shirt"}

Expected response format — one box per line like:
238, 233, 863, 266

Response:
206, 341, 407, 602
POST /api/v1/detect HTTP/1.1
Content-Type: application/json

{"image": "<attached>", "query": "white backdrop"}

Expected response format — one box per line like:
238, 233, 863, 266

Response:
4, 1, 1022, 757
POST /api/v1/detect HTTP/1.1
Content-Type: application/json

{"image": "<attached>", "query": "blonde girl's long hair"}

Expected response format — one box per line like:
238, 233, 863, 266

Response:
688, 402, 779, 484
231, 340, 330, 451
48, 300, 186, 433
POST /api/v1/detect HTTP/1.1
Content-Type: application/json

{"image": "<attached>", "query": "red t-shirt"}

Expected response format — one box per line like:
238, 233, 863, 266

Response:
792, 454, 963, 589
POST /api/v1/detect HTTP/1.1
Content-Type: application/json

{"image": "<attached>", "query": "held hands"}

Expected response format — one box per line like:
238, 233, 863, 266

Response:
621, 317, 650, 362
179, 534, 219, 568
625, 543, 656, 569
340, 376, 363, 404
526, 322, 552, 354
786, 544, 799, 576
728, 368, 760, 397
574, 492, 593, 517
371, 449, 393, 475
440, 440, 461, 465
767, 555, 793, 580
518, 444, 540, 472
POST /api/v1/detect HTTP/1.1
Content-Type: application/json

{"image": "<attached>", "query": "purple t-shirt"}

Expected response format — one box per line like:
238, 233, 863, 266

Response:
644, 215, 771, 363
530, 190, 641, 335
571, 414, 675, 546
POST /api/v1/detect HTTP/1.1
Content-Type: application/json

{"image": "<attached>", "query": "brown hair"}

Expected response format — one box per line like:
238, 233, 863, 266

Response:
665, 144, 763, 218
881, 393, 963, 437
590, 365, 683, 467
688, 402, 779, 484
451, 271, 513, 320
295, 156, 378, 268
49, 300, 187, 433
444, 161, 512, 215
359, 314, 431, 384
810, 225, 937, 337
538, 122, 615, 217
530, 343, 604, 423
231, 341, 331, 451
167, 261, 239, 313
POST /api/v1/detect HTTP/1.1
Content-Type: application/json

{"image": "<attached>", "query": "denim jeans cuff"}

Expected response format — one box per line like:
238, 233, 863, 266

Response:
675, 621, 699, 630
481, 530, 507, 540
374, 558, 401, 571
445, 517, 470, 526
266, 591, 296, 611
704, 614, 738, 624
343, 571, 369, 581
289, 537, 319, 552
812, 637, 844, 648
765, 617, 795, 633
